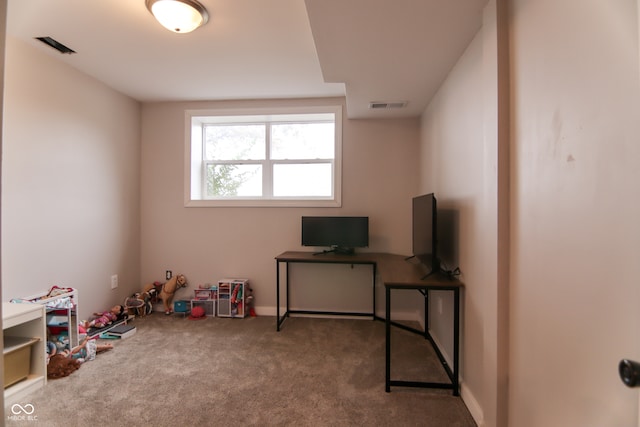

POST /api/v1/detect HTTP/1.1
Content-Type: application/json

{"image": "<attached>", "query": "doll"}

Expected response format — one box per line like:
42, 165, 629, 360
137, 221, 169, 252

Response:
46, 340, 57, 363
47, 354, 81, 379
63, 336, 113, 362
82, 304, 126, 329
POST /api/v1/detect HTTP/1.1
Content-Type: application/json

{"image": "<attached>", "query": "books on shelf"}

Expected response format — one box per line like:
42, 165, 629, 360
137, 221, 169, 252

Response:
103, 323, 136, 339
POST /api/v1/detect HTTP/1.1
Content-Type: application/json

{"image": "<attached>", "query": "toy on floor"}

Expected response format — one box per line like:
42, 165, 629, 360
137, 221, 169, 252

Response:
245, 285, 256, 317
46, 340, 57, 363
81, 305, 126, 329
125, 292, 152, 317
145, 282, 162, 303
47, 354, 81, 379
143, 274, 188, 315
188, 305, 206, 320
63, 336, 113, 362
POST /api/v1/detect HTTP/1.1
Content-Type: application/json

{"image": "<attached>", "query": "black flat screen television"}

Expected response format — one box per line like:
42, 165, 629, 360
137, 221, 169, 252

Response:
301, 216, 369, 255
412, 193, 440, 277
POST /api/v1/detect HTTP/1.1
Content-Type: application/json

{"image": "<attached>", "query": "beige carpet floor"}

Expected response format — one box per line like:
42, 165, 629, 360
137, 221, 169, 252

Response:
6, 314, 476, 426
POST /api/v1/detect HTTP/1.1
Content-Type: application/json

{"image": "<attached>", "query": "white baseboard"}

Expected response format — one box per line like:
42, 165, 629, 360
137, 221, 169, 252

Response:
255, 305, 275, 316
427, 319, 484, 427
257, 306, 422, 322
461, 382, 484, 426
259, 304, 484, 425
428, 327, 453, 369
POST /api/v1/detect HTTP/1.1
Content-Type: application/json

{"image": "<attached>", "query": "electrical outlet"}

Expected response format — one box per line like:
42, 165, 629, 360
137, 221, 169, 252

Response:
111, 274, 118, 289
166, 270, 172, 280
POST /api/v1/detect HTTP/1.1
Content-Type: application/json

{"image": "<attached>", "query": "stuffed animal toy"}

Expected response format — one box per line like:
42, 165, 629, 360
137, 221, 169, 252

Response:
144, 282, 162, 303
143, 274, 188, 315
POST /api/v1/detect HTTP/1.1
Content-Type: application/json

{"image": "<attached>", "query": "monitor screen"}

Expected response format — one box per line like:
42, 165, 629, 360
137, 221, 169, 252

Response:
301, 216, 369, 254
412, 193, 438, 274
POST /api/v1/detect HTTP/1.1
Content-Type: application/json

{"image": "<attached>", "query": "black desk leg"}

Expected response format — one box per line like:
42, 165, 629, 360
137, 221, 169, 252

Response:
385, 286, 391, 392
423, 289, 429, 340
453, 287, 460, 396
276, 260, 281, 331
372, 264, 377, 319
286, 262, 290, 316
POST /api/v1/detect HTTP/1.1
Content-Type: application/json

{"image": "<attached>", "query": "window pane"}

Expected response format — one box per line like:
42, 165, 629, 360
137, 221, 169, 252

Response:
204, 125, 265, 160
271, 123, 334, 160
273, 163, 332, 197
206, 164, 262, 197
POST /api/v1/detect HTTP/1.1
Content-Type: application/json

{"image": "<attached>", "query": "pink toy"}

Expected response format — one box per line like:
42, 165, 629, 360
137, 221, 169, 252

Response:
82, 305, 126, 329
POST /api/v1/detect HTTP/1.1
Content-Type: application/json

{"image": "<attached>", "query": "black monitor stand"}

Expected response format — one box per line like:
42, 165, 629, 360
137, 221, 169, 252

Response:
314, 246, 355, 256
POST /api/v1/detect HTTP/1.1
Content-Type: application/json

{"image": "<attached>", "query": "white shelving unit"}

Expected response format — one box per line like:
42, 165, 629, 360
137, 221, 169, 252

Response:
3, 302, 47, 404
217, 279, 249, 318
23, 288, 79, 350
190, 288, 217, 317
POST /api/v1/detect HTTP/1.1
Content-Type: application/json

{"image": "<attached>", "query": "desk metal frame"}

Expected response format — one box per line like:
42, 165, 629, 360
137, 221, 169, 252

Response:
275, 251, 462, 395
275, 251, 380, 331
384, 282, 460, 395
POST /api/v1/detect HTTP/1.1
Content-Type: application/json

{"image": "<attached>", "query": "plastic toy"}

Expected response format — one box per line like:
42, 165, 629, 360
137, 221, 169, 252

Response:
81, 305, 126, 329
188, 305, 206, 320
143, 274, 188, 315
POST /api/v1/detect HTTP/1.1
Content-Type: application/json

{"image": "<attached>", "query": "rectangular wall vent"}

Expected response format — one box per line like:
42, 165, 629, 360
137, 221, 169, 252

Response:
35, 36, 76, 54
368, 101, 407, 109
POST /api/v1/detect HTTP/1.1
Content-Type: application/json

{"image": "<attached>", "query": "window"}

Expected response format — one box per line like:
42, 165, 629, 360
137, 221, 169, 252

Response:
185, 106, 342, 207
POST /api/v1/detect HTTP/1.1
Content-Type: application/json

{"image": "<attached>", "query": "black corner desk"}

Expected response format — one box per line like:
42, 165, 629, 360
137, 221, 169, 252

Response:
275, 251, 463, 395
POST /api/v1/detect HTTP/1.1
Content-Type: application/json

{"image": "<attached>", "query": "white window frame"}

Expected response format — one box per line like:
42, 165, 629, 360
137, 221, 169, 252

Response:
184, 105, 342, 207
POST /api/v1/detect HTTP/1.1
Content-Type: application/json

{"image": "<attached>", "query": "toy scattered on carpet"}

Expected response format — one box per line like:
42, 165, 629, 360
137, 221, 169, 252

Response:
81, 305, 127, 329
47, 354, 81, 379
188, 305, 206, 320
63, 336, 113, 362
47, 329, 69, 353
246, 285, 256, 317
142, 274, 188, 315
46, 340, 58, 362
47, 336, 113, 379
125, 292, 152, 317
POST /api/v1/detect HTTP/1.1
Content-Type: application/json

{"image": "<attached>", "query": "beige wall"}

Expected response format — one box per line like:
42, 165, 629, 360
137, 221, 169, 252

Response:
422, 0, 640, 426
0, 0, 6, 416
1, 36, 141, 320
509, 0, 640, 425
140, 99, 421, 314
420, 16, 496, 425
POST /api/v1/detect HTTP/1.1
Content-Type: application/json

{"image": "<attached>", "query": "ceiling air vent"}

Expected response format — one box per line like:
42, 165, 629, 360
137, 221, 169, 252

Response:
35, 37, 76, 54
368, 101, 408, 110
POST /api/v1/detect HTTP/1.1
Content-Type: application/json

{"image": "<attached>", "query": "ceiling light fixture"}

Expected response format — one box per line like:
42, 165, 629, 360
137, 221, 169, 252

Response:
145, 0, 209, 34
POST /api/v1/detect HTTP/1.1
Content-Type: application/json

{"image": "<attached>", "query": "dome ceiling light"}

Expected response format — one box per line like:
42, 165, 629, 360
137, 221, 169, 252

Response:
145, 0, 209, 34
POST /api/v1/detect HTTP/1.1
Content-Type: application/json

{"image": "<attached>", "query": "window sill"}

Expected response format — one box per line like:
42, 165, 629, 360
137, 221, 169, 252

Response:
184, 198, 342, 208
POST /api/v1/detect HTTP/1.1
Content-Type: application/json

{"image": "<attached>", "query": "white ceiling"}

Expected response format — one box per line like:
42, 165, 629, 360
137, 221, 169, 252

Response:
6, 0, 487, 119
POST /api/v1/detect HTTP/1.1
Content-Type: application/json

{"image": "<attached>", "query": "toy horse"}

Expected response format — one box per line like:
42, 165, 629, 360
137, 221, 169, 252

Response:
143, 274, 187, 315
